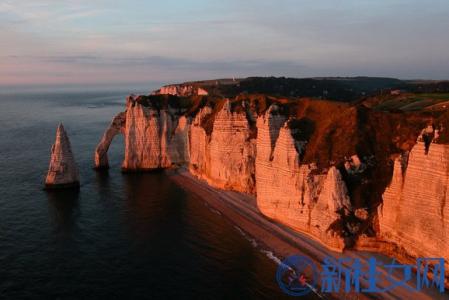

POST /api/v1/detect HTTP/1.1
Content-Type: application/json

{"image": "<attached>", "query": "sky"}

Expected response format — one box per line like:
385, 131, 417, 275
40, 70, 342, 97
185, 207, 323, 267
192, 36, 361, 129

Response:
1, 0, 449, 89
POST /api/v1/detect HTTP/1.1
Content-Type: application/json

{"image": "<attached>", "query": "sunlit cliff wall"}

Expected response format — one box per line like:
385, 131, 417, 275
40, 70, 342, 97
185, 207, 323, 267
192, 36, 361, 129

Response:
96, 96, 352, 250
255, 106, 351, 250
189, 100, 256, 193
95, 95, 189, 170
94, 82, 449, 284
378, 140, 449, 261
153, 85, 208, 96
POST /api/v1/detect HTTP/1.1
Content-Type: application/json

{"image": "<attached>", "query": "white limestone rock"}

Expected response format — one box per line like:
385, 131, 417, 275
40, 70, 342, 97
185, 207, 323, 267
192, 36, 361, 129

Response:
207, 100, 256, 193
45, 124, 80, 189
189, 106, 212, 175
122, 101, 162, 170
94, 112, 126, 169
379, 141, 449, 263
153, 84, 208, 96
188, 101, 256, 193
255, 107, 351, 250
120, 96, 190, 170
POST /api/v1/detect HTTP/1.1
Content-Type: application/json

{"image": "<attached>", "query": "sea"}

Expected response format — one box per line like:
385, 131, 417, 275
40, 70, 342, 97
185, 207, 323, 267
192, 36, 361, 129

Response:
0, 89, 306, 299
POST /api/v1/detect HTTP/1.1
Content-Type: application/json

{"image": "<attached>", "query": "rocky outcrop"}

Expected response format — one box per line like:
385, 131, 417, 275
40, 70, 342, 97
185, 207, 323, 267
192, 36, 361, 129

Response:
189, 106, 213, 176
122, 96, 190, 170
153, 84, 208, 96
45, 124, 80, 189
95, 89, 449, 266
161, 113, 190, 167
255, 107, 351, 250
94, 95, 191, 171
187, 101, 257, 193
95, 95, 354, 250
122, 99, 163, 170
196, 101, 256, 193
378, 140, 449, 266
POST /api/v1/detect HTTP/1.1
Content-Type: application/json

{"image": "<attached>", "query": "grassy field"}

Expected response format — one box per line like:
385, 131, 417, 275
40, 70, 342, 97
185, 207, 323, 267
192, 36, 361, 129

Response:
373, 93, 449, 111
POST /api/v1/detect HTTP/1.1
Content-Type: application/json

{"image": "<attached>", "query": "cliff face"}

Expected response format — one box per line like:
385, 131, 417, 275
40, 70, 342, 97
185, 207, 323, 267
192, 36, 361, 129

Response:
122, 99, 162, 170
255, 107, 351, 250
95, 112, 126, 169
95, 95, 190, 170
153, 84, 208, 96
95, 88, 449, 264
205, 100, 256, 193
188, 100, 256, 193
378, 140, 449, 262
95, 95, 357, 250
189, 106, 212, 177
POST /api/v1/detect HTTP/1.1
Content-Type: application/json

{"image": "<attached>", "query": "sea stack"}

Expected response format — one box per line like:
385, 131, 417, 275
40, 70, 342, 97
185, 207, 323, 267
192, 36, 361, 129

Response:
44, 123, 80, 189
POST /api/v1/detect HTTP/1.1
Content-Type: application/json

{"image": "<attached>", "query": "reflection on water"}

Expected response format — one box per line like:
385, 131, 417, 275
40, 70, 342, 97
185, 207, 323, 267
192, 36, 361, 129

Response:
46, 189, 80, 237
94, 170, 111, 192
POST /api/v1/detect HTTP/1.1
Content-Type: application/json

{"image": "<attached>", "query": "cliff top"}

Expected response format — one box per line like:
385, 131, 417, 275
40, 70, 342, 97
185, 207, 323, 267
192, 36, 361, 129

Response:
153, 76, 449, 102
135, 80, 449, 194
123, 83, 449, 213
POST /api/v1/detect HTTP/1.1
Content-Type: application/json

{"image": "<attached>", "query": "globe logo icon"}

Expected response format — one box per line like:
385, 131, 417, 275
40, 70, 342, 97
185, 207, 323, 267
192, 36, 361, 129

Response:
276, 255, 318, 296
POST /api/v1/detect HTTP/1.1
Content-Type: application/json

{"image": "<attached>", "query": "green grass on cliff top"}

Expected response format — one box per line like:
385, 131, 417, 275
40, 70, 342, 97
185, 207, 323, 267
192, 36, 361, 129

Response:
373, 93, 449, 111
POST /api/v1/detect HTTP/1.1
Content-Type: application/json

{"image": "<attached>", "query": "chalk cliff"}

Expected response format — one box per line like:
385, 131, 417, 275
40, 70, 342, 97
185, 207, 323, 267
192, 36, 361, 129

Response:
189, 106, 212, 177
96, 94, 358, 250
378, 139, 449, 269
153, 84, 208, 96
208, 100, 256, 192
95, 95, 190, 170
255, 107, 351, 250
95, 111, 126, 169
45, 123, 80, 189
95, 81, 449, 270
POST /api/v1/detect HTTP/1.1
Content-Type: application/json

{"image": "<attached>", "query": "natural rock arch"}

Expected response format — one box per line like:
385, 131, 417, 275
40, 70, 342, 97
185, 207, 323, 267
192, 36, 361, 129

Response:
94, 112, 126, 169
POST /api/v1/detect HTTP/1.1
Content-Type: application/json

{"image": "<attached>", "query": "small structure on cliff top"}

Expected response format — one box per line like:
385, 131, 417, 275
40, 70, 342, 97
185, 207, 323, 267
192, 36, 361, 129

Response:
44, 123, 80, 189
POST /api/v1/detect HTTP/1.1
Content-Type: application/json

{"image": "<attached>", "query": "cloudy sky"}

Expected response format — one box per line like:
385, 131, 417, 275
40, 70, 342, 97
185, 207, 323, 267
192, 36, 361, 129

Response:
1, 0, 449, 88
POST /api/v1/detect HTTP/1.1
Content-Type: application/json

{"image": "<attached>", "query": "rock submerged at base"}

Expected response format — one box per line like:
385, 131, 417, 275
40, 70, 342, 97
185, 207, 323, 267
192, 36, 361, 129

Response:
44, 123, 80, 189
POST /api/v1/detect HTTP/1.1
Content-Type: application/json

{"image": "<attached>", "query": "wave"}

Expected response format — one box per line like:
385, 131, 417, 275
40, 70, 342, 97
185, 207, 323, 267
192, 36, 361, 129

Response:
260, 249, 283, 265
234, 226, 258, 247
203, 202, 222, 216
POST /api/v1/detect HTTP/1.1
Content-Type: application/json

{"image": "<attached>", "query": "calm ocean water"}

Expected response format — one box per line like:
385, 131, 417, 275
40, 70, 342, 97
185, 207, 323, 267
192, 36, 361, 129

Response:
0, 91, 302, 299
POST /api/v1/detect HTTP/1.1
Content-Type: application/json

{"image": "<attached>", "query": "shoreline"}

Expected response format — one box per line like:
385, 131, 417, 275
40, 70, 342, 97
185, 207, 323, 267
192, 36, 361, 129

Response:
167, 168, 447, 300
168, 168, 333, 300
